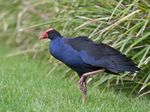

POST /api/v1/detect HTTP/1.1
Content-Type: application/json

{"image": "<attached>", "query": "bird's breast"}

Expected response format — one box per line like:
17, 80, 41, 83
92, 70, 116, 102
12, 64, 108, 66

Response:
49, 39, 84, 67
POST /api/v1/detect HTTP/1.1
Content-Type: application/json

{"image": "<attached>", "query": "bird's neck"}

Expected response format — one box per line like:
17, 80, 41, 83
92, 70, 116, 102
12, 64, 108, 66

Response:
50, 37, 62, 46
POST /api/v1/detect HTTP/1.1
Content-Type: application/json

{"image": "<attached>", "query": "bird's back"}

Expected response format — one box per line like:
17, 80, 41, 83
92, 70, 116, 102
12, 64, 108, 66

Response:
64, 36, 140, 74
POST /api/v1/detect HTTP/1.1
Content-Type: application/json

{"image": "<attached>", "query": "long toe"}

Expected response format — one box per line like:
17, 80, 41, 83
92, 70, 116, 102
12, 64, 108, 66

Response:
83, 82, 87, 95
79, 81, 87, 96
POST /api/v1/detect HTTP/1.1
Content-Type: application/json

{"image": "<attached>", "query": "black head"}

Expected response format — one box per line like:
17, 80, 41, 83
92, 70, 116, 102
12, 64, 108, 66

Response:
39, 28, 62, 40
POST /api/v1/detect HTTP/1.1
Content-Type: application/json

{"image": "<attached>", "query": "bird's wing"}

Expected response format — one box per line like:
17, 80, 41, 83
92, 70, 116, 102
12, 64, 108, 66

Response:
64, 36, 139, 73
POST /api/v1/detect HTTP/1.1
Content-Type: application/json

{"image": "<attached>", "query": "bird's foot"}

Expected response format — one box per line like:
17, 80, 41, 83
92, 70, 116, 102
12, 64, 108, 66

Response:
79, 76, 87, 103
79, 77, 87, 95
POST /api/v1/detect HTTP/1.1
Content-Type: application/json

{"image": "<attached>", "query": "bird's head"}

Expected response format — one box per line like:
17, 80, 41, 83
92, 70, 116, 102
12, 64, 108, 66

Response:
39, 28, 62, 40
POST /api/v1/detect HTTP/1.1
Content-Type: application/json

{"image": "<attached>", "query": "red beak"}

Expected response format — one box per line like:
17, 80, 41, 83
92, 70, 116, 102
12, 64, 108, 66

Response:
39, 32, 48, 40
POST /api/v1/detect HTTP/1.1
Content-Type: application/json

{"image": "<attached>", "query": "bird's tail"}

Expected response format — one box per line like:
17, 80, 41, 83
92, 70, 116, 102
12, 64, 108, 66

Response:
107, 54, 140, 73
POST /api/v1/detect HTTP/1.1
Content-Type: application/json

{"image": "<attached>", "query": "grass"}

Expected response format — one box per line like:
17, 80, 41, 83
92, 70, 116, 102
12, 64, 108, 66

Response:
0, 45, 150, 112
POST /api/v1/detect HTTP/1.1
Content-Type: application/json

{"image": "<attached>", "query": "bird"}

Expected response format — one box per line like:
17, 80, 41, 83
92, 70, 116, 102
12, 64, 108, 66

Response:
39, 28, 140, 102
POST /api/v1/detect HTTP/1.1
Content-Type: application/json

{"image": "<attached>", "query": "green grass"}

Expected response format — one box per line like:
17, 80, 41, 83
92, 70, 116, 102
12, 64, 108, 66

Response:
0, 45, 150, 112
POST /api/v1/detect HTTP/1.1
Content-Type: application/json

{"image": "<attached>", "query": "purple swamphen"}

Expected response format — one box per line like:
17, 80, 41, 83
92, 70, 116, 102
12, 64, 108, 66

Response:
39, 28, 140, 102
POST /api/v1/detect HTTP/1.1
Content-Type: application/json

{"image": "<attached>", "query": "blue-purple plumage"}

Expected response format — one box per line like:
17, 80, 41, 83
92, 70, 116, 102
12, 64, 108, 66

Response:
48, 30, 139, 77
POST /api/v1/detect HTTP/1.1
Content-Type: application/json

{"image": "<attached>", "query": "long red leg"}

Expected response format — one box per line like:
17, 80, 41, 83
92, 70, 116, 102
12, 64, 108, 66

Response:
79, 69, 104, 103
